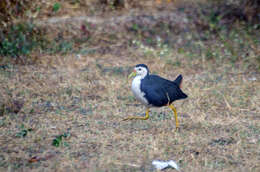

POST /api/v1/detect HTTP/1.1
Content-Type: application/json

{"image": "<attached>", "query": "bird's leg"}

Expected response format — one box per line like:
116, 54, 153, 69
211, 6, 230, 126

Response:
123, 108, 150, 121
168, 104, 179, 129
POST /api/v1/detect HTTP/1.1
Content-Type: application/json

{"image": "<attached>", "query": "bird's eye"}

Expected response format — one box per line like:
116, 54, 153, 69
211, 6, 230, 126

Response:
138, 68, 141, 71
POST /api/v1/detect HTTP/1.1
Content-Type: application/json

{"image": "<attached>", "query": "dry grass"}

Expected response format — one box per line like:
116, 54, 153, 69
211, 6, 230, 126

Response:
0, 49, 259, 171
1, 1, 260, 172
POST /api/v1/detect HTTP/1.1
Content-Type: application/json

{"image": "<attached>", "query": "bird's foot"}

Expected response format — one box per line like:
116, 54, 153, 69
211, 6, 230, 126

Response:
123, 109, 150, 121
122, 114, 149, 121
122, 116, 136, 121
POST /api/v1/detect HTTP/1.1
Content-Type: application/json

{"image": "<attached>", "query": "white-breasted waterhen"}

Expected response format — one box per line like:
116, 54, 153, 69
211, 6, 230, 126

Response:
123, 64, 188, 129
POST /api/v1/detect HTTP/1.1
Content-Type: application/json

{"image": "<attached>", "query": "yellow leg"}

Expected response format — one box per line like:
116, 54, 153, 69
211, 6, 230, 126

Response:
123, 109, 150, 121
168, 104, 179, 129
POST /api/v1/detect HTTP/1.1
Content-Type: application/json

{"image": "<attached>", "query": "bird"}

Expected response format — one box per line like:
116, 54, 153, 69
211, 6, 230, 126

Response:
123, 64, 188, 129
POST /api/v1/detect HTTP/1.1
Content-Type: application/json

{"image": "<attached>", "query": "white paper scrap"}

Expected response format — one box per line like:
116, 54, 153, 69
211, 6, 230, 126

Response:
152, 160, 180, 171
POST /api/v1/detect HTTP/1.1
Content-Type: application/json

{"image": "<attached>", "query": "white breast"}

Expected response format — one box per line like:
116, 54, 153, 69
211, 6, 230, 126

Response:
131, 76, 149, 106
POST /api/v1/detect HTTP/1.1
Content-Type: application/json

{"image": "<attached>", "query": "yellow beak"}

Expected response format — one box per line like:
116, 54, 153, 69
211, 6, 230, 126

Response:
128, 71, 136, 79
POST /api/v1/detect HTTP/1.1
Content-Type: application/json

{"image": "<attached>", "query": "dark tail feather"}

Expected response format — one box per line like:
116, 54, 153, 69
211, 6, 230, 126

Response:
179, 90, 188, 99
173, 74, 183, 87
174, 74, 188, 99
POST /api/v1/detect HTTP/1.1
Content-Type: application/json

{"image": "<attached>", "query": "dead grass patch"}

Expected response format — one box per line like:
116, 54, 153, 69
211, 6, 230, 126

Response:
0, 51, 259, 171
0, 0, 260, 171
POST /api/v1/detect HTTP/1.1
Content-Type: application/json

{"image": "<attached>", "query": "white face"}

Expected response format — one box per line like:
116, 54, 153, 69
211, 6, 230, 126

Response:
135, 66, 148, 78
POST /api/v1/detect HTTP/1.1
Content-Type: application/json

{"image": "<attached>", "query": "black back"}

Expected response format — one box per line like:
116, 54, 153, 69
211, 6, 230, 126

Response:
141, 74, 187, 107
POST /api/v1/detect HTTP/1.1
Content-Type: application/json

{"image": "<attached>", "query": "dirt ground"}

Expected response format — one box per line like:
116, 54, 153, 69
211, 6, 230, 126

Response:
0, 0, 260, 172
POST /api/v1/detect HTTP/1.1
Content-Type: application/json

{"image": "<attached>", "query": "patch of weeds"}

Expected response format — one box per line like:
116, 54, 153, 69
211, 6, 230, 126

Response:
205, 47, 216, 60
16, 124, 33, 138
59, 41, 73, 53
131, 23, 140, 32
0, 22, 46, 60
179, 10, 259, 69
52, 3, 61, 13
208, 12, 223, 32
48, 40, 74, 55
52, 132, 70, 147
220, 25, 259, 65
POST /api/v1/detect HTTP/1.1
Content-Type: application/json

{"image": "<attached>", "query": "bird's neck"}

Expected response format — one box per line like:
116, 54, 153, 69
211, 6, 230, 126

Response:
137, 73, 148, 80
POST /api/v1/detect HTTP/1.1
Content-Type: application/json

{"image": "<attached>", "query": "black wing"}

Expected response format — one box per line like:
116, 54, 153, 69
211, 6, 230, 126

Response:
141, 75, 187, 107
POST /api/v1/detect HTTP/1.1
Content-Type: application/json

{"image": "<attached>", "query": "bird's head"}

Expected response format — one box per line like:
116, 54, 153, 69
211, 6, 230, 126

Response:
128, 64, 149, 79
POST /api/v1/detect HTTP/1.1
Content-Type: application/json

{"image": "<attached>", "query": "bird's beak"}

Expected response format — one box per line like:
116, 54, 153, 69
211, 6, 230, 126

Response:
128, 70, 136, 79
